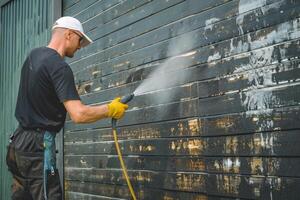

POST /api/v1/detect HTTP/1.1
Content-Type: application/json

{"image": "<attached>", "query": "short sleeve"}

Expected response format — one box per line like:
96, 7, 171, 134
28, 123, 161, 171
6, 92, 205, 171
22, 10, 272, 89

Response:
50, 64, 80, 102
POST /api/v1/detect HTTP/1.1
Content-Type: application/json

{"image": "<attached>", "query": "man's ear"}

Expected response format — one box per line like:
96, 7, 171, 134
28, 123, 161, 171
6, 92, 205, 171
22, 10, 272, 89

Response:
65, 29, 72, 41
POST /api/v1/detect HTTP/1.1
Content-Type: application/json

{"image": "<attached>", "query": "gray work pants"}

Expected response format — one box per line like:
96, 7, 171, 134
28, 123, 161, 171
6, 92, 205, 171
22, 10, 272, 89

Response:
6, 127, 62, 200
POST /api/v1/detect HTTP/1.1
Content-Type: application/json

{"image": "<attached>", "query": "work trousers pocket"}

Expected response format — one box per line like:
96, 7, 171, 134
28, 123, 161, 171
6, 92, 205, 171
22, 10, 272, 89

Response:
6, 144, 19, 176
46, 169, 63, 199
15, 150, 43, 178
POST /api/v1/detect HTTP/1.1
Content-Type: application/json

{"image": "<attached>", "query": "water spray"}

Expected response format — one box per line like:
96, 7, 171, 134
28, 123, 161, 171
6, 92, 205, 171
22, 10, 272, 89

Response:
110, 34, 195, 200
111, 93, 136, 200
110, 50, 195, 200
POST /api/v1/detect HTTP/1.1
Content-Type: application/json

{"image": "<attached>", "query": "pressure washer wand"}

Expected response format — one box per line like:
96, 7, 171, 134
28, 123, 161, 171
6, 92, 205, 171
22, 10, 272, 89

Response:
112, 94, 134, 128
111, 94, 137, 200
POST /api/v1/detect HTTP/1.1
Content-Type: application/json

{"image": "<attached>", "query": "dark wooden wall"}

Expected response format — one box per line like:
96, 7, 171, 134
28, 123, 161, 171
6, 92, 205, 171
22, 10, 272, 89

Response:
63, 0, 300, 199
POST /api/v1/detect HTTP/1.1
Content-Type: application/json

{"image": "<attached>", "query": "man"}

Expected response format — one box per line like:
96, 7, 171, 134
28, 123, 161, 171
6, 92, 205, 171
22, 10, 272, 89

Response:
6, 16, 128, 199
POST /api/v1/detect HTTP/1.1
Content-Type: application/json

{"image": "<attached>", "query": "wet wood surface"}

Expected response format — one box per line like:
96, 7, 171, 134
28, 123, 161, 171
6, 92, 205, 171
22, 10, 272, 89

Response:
64, 0, 300, 199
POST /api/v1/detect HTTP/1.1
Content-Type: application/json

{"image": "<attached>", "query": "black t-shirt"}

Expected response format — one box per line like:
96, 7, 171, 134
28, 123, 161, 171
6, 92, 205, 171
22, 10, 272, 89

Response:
15, 47, 80, 132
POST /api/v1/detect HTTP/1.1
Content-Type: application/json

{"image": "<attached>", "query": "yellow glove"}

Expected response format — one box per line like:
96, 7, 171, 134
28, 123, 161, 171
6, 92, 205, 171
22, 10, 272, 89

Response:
107, 97, 129, 119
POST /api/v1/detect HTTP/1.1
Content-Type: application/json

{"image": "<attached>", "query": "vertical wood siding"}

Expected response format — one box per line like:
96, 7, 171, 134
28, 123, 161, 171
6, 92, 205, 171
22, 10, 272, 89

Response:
0, 0, 53, 198
63, 0, 300, 199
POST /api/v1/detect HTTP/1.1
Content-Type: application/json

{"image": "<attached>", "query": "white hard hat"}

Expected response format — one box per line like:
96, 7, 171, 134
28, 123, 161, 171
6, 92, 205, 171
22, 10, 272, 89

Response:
52, 16, 93, 48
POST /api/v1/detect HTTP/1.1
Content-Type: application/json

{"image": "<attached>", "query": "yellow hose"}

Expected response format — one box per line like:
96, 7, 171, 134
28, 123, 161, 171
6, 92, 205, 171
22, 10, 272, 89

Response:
113, 129, 137, 200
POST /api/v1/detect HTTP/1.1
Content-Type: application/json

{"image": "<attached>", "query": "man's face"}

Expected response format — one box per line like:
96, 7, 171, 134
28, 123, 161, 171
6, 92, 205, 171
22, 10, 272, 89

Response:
65, 30, 82, 58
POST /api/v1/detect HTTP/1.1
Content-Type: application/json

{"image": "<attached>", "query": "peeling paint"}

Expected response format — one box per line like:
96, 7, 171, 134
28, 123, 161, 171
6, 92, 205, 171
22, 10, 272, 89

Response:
248, 176, 263, 197
215, 117, 234, 130
261, 132, 276, 154
228, 74, 244, 82
175, 173, 204, 191
93, 86, 101, 91
249, 19, 300, 50
188, 119, 199, 136
216, 175, 241, 195
170, 139, 205, 155
238, 0, 266, 14
236, 14, 245, 35
236, 0, 267, 35
178, 122, 185, 136
187, 159, 205, 171
250, 157, 263, 174
113, 61, 130, 69
135, 171, 152, 183
252, 133, 277, 155
232, 42, 278, 131
267, 159, 281, 175
222, 158, 241, 173
260, 0, 284, 15
77, 82, 93, 95
122, 127, 160, 139
174, 50, 197, 58
225, 136, 238, 154
163, 195, 174, 200
91, 70, 101, 77
207, 52, 221, 62
204, 17, 220, 31
138, 144, 156, 152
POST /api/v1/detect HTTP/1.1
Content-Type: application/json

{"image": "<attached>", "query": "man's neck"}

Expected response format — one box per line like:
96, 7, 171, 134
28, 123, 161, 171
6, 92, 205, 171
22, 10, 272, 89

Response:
47, 41, 65, 58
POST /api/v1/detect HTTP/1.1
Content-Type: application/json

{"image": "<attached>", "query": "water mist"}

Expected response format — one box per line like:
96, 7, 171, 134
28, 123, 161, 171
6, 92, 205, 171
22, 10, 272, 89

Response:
133, 33, 196, 109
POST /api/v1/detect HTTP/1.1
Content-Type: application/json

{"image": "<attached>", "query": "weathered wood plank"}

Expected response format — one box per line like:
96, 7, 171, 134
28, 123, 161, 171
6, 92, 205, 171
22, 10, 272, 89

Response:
70, 0, 300, 74
71, 0, 284, 64
198, 106, 300, 137
66, 0, 186, 66
68, 0, 234, 64
63, 1, 300, 199
66, 180, 214, 200
70, 0, 234, 72
65, 169, 300, 199
68, 41, 300, 125
89, 0, 228, 40
198, 83, 300, 116
75, 53, 300, 105
65, 104, 299, 142
64, 0, 98, 16
83, 0, 154, 35
70, 0, 284, 67
74, 15, 300, 97
65, 130, 300, 157
207, 174, 300, 199
197, 59, 300, 98
63, 0, 79, 10
65, 181, 133, 200
73, 0, 123, 23
65, 97, 199, 133
100, 19, 300, 79
76, 50, 299, 105
65, 155, 300, 178
66, 191, 125, 200
64, 108, 285, 141
66, 170, 208, 194
66, 76, 300, 131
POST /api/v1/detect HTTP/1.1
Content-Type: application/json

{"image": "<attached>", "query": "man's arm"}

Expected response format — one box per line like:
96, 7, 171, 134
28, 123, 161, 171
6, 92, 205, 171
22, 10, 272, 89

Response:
63, 100, 108, 123
63, 98, 128, 123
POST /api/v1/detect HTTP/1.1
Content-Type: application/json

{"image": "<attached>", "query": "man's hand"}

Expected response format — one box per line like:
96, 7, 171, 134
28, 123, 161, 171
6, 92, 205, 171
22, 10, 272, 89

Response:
107, 97, 129, 119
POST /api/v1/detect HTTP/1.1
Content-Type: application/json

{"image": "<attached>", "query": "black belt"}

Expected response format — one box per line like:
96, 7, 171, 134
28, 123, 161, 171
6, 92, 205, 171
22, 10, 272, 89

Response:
19, 125, 48, 133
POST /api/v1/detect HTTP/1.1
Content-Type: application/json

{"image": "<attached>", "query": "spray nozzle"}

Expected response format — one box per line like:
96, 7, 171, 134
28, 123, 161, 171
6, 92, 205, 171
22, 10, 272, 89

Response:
112, 93, 134, 128
120, 93, 134, 104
